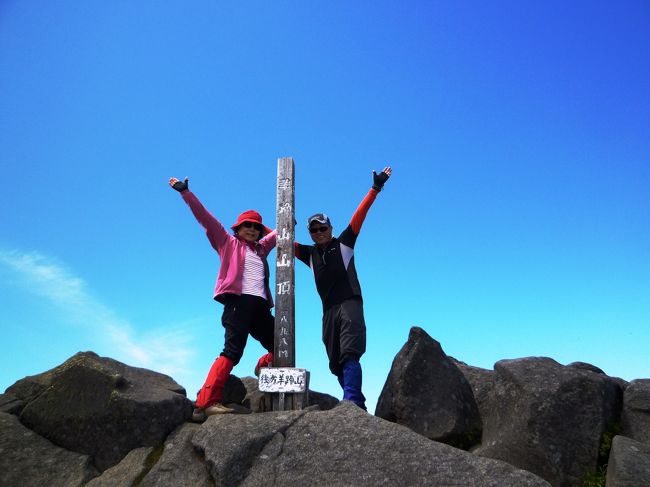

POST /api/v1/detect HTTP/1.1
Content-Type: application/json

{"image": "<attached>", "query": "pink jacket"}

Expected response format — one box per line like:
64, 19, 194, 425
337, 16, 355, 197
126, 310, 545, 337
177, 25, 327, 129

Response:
181, 191, 277, 307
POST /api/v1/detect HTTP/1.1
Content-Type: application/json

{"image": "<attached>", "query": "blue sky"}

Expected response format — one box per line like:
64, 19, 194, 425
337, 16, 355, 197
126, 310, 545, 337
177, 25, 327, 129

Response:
1, 1, 648, 413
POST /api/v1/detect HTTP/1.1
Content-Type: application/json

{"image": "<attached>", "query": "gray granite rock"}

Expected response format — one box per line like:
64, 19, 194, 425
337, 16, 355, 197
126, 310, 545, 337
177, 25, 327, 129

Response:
139, 423, 213, 486
5, 366, 57, 403
241, 376, 272, 412
476, 357, 623, 486
0, 412, 99, 487
308, 389, 339, 411
0, 392, 24, 415
605, 435, 650, 487
567, 361, 606, 374
193, 407, 308, 485
567, 362, 629, 391
15, 351, 192, 470
376, 327, 482, 448
194, 401, 550, 487
621, 379, 650, 444
222, 374, 248, 405
85, 446, 154, 487
451, 358, 495, 426
2, 348, 639, 487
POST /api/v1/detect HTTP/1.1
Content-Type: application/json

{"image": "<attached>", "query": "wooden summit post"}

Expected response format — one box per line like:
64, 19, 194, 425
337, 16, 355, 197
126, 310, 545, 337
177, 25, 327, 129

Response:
258, 157, 309, 411
274, 157, 296, 371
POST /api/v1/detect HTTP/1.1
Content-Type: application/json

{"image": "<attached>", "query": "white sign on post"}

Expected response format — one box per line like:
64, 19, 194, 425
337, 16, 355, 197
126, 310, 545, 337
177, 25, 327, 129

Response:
258, 367, 307, 393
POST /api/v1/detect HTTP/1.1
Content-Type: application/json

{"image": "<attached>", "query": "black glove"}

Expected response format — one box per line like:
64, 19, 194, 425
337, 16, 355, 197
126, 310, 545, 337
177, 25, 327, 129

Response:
172, 178, 189, 193
372, 170, 390, 191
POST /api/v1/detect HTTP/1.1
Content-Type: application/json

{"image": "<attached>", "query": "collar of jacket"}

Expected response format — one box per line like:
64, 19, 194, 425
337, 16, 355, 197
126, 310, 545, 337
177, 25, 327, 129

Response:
236, 235, 261, 251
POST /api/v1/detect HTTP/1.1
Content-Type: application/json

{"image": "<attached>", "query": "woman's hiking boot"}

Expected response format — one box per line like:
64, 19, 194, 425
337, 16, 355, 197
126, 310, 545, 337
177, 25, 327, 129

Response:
192, 403, 235, 422
205, 403, 235, 415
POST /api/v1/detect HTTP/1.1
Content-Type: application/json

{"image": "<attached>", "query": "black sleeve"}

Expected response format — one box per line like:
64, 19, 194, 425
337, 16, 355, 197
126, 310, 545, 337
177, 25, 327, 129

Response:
338, 225, 358, 249
296, 243, 312, 267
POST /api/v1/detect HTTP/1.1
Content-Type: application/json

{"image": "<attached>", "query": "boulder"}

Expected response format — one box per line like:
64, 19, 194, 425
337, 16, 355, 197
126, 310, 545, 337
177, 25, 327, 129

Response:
14, 351, 192, 470
85, 447, 154, 487
193, 405, 309, 485
605, 435, 650, 487
476, 357, 624, 486
139, 423, 213, 486
0, 392, 24, 415
567, 361, 606, 374
5, 347, 643, 487
190, 401, 550, 486
451, 358, 495, 425
5, 365, 58, 403
242, 376, 271, 412
621, 379, 650, 444
567, 362, 629, 391
222, 374, 248, 405
375, 326, 482, 448
308, 389, 339, 411
0, 412, 99, 486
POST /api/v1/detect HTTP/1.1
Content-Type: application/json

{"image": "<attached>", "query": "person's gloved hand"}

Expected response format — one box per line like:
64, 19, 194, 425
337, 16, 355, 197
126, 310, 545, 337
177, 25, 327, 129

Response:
170, 177, 189, 193
372, 166, 392, 191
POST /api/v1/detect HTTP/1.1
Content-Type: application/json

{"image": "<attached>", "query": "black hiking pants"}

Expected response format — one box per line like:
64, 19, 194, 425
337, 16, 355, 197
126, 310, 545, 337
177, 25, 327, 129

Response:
322, 298, 366, 377
220, 294, 274, 365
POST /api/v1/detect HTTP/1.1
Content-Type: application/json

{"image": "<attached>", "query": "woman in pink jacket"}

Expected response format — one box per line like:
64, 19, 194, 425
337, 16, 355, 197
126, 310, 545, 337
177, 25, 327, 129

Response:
169, 177, 276, 419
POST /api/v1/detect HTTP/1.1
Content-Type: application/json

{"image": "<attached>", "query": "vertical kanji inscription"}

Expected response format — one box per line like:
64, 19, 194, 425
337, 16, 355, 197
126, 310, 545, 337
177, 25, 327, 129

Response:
274, 157, 295, 371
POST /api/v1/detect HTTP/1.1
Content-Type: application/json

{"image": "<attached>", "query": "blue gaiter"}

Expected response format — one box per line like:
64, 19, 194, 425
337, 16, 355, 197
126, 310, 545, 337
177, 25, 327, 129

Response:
342, 359, 367, 410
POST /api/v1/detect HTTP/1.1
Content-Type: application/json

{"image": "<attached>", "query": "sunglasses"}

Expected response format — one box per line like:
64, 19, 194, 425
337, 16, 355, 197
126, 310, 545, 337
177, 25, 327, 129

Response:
309, 226, 330, 234
241, 221, 263, 232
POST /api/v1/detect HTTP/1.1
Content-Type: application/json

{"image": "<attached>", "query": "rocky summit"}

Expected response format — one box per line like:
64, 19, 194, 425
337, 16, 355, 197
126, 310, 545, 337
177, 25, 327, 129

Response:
1, 327, 649, 487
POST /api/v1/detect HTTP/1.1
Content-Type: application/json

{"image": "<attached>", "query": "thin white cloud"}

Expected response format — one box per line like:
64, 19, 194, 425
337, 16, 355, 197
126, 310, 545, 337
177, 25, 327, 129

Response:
0, 249, 198, 384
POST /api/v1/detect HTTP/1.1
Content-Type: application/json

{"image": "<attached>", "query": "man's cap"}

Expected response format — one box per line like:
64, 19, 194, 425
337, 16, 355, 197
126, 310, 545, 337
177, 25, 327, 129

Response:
307, 213, 331, 227
231, 210, 273, 236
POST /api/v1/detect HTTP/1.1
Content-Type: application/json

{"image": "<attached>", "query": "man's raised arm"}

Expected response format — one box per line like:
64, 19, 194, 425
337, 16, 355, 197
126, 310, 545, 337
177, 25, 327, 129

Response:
349, 166, 392, 235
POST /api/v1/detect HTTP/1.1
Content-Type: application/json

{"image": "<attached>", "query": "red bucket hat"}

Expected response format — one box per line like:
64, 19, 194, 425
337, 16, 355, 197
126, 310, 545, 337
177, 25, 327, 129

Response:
231, 210, 273, 237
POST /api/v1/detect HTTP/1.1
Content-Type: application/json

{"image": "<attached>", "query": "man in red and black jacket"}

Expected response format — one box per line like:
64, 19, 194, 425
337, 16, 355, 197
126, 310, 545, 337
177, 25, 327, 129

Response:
295, 167, 392, 410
